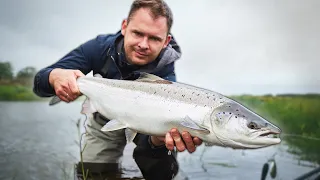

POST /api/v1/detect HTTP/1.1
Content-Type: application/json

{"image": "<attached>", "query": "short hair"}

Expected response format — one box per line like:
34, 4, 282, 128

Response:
127, 0, 173, 33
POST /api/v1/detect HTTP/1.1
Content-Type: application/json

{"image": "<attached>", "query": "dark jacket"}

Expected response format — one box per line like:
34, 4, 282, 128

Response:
33, 31, 181, 97
33, 31, 182, 180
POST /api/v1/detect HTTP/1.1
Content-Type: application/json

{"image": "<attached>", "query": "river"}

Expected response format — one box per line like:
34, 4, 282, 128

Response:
0, 102, 318, 180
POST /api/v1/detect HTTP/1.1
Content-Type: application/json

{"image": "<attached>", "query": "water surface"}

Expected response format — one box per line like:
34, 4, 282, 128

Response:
0, 102, 318, 180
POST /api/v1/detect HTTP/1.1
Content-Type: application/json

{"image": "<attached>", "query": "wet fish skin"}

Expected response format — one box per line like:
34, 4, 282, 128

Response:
51, 73, 282, 149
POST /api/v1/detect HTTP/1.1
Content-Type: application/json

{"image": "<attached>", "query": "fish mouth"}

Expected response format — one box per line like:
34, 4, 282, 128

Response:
259, 131, 280, 138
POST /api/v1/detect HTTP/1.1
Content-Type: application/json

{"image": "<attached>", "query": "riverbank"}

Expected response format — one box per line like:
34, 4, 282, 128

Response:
0, 84, 44, 101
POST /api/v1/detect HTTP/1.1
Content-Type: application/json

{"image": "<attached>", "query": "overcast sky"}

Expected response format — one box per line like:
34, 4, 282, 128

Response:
0, 0, 319, 95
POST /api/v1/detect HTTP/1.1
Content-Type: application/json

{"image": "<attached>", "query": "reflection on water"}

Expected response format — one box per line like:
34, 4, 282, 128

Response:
0, 102, 319, 180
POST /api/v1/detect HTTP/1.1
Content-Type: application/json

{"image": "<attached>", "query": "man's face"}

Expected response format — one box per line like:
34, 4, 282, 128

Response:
121, 8, 171, 66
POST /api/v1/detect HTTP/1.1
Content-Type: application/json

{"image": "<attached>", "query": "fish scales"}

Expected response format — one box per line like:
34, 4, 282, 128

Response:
50, 73, 282, 149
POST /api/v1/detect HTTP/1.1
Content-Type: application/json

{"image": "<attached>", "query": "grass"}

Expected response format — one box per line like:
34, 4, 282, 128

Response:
0, 84, 43, 101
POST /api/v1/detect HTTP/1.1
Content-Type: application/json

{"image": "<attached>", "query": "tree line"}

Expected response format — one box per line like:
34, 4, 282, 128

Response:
0, 61, 37, 86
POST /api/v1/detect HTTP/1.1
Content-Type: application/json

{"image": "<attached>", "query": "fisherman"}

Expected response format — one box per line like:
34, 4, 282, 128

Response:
33, 0, 202, 179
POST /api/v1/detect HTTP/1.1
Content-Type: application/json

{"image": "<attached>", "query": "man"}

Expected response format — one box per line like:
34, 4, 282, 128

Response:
33, 0, 202, 179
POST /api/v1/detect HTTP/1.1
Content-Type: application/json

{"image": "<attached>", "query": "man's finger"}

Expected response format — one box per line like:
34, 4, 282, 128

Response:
57, 93, 70, 103
170, 128, 186, 152
165, 132, 174, 151
68, 79, 80, 100
56, 88, 69, 103
74, 70, 85, 78
64, 91, 73, 102
182, 131, 196, 153
193, 137, 203, 146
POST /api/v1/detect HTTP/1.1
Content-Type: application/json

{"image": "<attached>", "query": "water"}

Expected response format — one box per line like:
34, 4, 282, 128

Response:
0, 102, 318, 180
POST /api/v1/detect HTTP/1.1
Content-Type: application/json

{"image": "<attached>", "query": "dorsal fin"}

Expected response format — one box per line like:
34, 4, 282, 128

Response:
135, 72, 173, 84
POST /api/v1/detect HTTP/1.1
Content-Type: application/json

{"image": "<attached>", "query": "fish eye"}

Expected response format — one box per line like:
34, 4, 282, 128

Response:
248, 122, 259, 130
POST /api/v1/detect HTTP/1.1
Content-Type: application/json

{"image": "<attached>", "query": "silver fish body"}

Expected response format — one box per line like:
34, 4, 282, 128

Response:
52, 73, 282, 149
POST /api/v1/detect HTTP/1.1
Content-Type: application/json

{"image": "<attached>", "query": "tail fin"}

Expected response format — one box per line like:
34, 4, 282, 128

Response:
49, 96, 62, 106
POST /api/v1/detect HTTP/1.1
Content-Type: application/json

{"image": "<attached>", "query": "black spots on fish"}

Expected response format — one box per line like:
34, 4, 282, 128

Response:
197, 94, 200, 96
236, 109, 239, 112
236, 113, 245, 118
182, 94, 185, 97
189, 98, 192, 101
174, 92, 177, 94
207, 96, 210, 99
192, 92, 195, 94
154, 91, 157, 94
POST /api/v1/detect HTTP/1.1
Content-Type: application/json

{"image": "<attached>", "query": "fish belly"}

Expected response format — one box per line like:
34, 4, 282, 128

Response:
91, 86, 210, 136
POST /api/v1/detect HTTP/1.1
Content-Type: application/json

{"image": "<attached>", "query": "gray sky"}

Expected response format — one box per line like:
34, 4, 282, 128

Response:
0, 0, 319, 95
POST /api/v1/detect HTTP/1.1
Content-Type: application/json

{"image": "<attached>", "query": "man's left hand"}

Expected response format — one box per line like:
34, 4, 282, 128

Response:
150, 128, 203, 153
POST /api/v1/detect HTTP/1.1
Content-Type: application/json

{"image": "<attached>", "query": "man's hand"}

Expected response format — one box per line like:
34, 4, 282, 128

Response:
150, 128, 203, 153
49, 68, 84, 102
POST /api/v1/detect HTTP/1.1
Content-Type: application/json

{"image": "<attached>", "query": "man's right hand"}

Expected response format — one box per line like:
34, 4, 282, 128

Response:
49, 68, 85, 102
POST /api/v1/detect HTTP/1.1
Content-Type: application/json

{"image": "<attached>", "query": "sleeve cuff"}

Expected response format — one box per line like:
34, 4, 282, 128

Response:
34, 68, 55, 97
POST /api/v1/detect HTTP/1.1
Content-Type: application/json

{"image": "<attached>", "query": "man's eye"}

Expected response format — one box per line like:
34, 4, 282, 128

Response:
150, 37, 159, 41
133, 32, 142, 36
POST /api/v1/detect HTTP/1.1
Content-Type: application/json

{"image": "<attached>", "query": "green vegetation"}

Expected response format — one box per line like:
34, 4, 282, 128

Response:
0, 61, 44, 101
0, 84, 42, 101
231, 94, 320, 165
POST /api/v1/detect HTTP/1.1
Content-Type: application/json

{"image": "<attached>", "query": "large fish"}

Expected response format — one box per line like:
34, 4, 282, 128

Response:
50, 73, 281, 149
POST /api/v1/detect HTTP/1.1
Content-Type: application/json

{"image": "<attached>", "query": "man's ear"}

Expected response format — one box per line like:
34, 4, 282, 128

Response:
163, 34, 172, 48
121, 19, 128, 36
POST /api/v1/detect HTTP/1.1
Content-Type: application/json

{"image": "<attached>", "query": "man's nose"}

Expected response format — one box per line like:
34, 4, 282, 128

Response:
138, 37, 149, 50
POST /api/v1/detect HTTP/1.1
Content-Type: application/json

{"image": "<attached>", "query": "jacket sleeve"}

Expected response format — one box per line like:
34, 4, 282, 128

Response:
33, 37, 103, 97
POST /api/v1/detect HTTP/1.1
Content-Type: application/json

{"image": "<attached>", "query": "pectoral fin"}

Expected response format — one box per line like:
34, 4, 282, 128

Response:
101, 119, 127, 132
180, 116, 210, 134
125, 129, 138, 144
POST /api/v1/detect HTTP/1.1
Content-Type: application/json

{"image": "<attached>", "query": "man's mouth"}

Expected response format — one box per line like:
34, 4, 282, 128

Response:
135, 50, 148, 57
